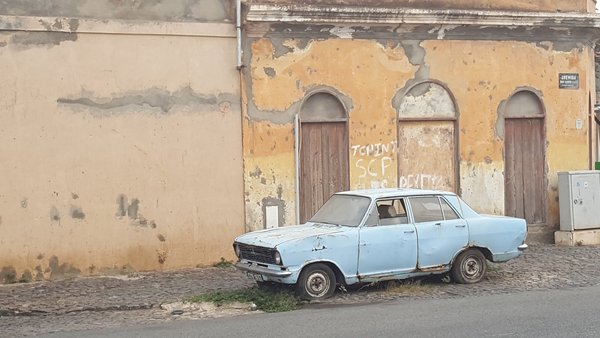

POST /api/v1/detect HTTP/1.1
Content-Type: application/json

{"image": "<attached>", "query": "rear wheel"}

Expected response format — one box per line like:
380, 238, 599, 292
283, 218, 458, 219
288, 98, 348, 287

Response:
295, 263, 336, 300
451, 248, 487, 284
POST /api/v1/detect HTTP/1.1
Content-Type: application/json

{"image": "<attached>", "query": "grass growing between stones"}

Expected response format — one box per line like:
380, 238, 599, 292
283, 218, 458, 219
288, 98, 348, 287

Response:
189, 287, 301, 313
383, 279, 431, 295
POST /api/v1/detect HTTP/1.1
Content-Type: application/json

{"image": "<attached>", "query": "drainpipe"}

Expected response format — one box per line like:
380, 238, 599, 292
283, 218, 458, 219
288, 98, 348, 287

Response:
236, 0, 248, 232
236, 0, 243, 70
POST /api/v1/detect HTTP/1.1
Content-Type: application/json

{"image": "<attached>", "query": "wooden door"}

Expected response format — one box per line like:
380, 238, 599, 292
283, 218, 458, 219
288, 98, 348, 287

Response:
505, 118, 546, 224
300, 122, 349, 223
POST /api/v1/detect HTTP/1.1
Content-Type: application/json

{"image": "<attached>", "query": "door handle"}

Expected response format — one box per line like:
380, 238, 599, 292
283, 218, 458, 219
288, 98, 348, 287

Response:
404, 230, 415, 234
434, 222, 441, 226
455, 224, 466, 228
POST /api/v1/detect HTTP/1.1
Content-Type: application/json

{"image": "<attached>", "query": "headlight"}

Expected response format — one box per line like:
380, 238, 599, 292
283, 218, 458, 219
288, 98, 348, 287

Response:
274, 251, 282, 265
233, 243, 241, 258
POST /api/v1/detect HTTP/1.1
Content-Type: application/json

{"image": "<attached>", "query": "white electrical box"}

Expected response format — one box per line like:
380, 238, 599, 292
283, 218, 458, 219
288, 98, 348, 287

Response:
558, 171, 600, 231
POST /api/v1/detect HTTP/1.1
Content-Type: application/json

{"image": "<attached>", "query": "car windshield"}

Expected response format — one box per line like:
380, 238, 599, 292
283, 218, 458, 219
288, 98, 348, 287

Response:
309, 194, 371, 227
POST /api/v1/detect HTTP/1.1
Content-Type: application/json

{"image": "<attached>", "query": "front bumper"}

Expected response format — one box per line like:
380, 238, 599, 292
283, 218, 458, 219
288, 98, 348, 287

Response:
235, 261, 292, 278
518, 243, 528, 251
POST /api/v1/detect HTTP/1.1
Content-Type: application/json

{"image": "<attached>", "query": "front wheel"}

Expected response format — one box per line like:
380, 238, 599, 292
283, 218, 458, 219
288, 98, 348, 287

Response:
295, 263, 336, 300
451, 248, 487, 284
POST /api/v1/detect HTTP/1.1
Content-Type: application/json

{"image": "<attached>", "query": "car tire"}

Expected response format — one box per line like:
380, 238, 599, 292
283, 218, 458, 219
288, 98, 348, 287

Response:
295, 263, 336, 300
451, 248, 487, 284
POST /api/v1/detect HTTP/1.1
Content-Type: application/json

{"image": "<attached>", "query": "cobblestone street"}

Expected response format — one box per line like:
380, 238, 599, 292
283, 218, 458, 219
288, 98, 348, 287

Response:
2, 243, 600, 337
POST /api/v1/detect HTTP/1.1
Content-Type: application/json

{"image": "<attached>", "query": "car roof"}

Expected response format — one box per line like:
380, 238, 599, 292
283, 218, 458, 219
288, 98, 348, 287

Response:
336, 188, 456, 199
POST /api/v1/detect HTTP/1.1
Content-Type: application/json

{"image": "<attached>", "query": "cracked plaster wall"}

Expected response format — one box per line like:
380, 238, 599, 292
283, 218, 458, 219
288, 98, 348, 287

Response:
0, 27, 243, 280
242, 35, 593, 237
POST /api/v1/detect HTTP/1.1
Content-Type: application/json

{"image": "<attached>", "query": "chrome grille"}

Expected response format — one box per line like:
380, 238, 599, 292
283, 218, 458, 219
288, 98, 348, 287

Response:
237, 243, 277, 264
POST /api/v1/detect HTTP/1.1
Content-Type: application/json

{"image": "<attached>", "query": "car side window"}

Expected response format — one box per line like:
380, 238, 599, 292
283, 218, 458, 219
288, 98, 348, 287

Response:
440, 197, 460, 220
364, 205, 379, 227
376, 199, 408, 225
410, 196, 444, 223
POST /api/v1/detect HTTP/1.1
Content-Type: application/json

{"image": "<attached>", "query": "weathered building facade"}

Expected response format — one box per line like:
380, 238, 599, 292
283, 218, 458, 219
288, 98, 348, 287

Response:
1, 0, 599, 282
241, 0, 600, 243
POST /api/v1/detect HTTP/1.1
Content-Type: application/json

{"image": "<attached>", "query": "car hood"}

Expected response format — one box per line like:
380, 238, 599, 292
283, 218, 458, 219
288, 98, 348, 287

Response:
234, 223, 347, 248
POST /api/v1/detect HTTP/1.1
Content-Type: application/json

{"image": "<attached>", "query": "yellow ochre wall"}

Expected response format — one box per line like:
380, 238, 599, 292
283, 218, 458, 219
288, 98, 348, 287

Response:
242, 38, 593, 239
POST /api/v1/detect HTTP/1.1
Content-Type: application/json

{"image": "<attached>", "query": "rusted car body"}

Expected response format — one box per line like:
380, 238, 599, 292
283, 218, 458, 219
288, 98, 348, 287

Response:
233, 188, 528, 299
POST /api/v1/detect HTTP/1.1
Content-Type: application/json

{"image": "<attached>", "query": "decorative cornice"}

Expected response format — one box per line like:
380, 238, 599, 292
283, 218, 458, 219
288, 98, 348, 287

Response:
245, 3, 600, 29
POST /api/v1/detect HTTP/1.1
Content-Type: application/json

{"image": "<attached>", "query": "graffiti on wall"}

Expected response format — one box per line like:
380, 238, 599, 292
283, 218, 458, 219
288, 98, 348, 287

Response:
351, 141, 397, 188
398, 174, 445, 190
351, 141, 447, 190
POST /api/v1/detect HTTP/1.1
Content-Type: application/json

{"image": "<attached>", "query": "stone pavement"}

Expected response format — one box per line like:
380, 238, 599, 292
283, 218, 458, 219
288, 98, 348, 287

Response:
2, 243, 600, 337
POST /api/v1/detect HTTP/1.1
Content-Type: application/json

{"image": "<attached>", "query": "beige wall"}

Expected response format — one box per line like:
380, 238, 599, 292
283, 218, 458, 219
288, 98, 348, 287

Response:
0, 19, 244, 281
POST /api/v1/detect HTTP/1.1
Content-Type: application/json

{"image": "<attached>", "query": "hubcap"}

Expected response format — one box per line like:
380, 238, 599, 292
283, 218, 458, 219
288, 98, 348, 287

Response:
463, 256, 481, 279
306, 271, 329, 297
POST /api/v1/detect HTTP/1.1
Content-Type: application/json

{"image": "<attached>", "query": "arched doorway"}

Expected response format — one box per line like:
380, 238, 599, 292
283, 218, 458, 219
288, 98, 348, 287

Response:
396, 82, 459, 192
504, 91, 546, 225
299, 92, 349, 223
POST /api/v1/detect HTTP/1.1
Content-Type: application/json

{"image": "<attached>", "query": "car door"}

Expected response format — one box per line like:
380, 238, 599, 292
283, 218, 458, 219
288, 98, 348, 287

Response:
408, 195, 468, 269
357, 198, 418, 278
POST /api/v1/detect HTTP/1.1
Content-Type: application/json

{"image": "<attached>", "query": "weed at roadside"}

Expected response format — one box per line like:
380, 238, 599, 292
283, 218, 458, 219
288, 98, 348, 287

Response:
212, 257, 234, 268
189, 287, 301, 313
382, 279, 431, 295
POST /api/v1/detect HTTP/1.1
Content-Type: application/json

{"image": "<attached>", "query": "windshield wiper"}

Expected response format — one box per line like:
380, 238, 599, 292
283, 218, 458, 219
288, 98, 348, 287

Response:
312, 221, 342, 227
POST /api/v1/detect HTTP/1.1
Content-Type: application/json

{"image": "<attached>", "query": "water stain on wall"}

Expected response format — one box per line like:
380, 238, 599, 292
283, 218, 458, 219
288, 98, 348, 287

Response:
50, 206, 60, 222
10, 32, 77, 49
116, 194, 158, 228
0, 266, 17, 284
47, 255, 81, 280
58, 86, 238, 115
128, 199, 139, 220
116, 194, 128, 218
70, 205, 85, 219
157, 250, 168, 264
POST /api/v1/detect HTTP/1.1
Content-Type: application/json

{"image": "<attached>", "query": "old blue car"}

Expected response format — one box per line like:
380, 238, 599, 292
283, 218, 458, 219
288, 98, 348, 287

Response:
233, 188, 528, 300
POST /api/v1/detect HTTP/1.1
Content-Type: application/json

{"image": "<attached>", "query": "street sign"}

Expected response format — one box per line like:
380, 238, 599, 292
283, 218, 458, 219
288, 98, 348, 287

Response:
559, 73, 579, 89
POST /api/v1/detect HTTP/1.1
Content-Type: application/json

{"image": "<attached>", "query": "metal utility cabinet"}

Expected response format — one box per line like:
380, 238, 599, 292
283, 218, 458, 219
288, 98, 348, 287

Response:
558, 171, 600, 231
